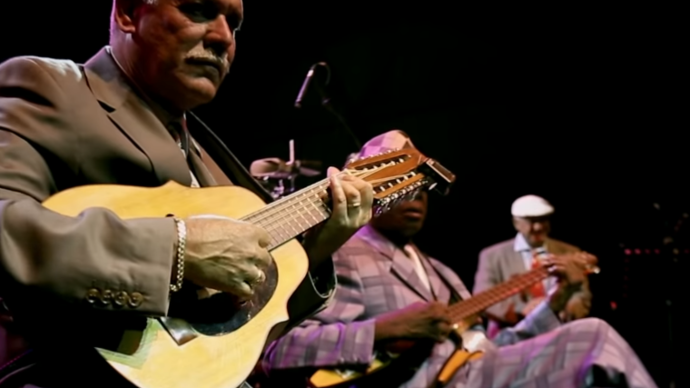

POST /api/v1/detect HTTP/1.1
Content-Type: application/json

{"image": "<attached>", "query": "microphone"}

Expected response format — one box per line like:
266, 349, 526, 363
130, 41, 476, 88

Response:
294, 62, 329, 108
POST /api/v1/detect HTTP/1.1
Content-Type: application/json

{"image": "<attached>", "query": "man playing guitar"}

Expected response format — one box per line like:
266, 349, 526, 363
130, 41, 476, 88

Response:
0, 0, 373, 386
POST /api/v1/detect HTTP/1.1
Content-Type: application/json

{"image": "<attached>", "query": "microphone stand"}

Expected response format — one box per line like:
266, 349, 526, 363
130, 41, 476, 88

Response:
322, 97, 362, 150
295, 62, 362, 150
286, 139, 297, 195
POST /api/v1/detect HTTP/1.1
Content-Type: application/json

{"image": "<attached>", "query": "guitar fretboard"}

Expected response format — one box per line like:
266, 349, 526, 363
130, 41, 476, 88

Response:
449, 266, 550, 322
239, 155, 435, 251
241, 178, 332, 250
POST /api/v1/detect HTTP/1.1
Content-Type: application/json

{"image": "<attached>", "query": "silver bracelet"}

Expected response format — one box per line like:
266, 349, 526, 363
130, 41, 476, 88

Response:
170, 217, 186, 293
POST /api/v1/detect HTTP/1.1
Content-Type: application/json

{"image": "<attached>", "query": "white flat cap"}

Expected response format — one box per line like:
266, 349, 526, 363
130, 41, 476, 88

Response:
511, 195, 554, 217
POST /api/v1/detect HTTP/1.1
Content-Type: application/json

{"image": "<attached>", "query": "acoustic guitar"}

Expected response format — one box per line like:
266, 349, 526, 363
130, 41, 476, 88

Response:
39, 147, 455, 388
308, 259, 600, 388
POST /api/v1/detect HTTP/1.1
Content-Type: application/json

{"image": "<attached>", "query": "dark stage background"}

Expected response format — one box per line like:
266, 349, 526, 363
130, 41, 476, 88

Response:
1, 2, 687, 386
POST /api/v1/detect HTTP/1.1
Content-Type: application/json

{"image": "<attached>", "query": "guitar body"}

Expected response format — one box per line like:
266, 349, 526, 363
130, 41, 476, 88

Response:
308, 342, 434, 388
308, 357, 392, 388
33, 148, 457, 388
42, 181, 309, 388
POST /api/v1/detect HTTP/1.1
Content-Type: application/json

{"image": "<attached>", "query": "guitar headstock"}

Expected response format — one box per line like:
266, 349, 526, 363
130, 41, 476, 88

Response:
344, 147, 456, 215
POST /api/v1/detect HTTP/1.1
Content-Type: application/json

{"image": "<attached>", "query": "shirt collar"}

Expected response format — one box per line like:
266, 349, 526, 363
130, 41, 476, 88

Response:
356, 224, 417, 257
514, 232, 548, 252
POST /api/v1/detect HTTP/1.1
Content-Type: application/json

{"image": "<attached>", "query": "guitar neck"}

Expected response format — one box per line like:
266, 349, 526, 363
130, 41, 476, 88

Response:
449, 266, 550, 322
239, 153, 456, 251
240, 178, 332, 250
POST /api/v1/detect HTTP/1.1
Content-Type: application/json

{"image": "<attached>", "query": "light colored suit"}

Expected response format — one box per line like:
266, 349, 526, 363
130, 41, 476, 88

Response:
0, 47, 335, 387
263, 225, 656, 387
474, 236, 585, 336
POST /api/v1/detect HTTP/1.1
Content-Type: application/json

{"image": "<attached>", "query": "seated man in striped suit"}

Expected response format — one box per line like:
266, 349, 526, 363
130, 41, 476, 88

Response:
261, 130, 656, 388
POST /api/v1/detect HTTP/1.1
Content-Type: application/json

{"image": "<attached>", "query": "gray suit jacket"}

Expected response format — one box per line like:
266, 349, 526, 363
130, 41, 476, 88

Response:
473, 237, 580, 334
0, 47, 335, 387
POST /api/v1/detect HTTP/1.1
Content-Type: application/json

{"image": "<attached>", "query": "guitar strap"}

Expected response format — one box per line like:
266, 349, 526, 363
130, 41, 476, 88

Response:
186, 111, 275, 203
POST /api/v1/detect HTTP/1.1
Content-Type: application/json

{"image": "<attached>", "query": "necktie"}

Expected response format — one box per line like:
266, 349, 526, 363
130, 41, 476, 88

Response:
403, 244, 432, 292
169, 118, 200, 188
527, 253, 546, 298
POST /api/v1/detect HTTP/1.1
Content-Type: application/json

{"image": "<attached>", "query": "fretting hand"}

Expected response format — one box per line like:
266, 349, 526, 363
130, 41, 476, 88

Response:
542, 252, 598, 313
303, 167, 374, 266
374, 301, 453, 343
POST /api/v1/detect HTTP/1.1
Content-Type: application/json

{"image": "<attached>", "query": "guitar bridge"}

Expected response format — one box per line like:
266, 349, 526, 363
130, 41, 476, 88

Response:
158, 317, 198, 345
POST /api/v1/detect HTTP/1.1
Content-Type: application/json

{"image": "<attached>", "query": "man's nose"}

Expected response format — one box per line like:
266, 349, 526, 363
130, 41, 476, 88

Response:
531, 222, 543, 232
206, 16, 234, 50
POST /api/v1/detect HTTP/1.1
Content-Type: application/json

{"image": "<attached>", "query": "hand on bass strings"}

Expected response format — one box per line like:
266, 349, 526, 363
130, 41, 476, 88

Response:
374, 301, 453, 343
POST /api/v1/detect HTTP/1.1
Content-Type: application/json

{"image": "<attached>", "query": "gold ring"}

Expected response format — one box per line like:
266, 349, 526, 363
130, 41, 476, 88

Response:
348, 202, 361, 208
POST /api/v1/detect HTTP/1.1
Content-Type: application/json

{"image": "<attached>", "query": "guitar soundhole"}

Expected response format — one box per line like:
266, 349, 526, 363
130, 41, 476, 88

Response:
165, 257, 279, 337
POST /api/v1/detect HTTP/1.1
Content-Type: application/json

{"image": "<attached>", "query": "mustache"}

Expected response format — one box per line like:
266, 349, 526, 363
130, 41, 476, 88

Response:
185, 53, 229, 73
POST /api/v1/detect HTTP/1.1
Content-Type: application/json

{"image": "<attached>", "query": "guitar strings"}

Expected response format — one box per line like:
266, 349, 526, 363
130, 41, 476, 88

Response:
241, 165, 389, 230
243, 157, 405, 227
449, 268, 550, 321
238, 158, 420, 250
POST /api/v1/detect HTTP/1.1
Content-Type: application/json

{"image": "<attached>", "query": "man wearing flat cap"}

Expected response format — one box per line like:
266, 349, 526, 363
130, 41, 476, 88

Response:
262, 132, 655, 388
474, 195, 592, 339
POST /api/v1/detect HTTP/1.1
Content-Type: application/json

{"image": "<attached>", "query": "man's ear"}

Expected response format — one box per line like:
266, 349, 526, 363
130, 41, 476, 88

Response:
112, 0, 141, 34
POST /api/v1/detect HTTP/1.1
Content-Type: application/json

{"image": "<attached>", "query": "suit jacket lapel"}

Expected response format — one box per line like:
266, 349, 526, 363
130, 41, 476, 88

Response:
506, 247, 527, 278
357, 227, 434, 301
391, 248, 435, 302
417, 250, 446, 302
186, 111, 274, 203
187, 144, 217, 187
83, 47, 192, 187
191, 138, 235, 186
424, 257, 473, 302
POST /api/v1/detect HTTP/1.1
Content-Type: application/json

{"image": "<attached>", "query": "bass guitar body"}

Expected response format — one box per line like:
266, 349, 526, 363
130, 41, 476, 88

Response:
308, 315, 486, 388
43, 181, 308, 388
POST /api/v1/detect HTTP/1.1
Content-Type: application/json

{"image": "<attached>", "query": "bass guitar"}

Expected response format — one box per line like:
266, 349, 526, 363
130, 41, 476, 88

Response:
39, 147, 455, 388
308, 258, 599, 388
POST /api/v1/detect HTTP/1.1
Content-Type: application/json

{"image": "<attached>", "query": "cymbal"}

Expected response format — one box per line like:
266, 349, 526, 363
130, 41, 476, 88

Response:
250, 157, 322, 179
